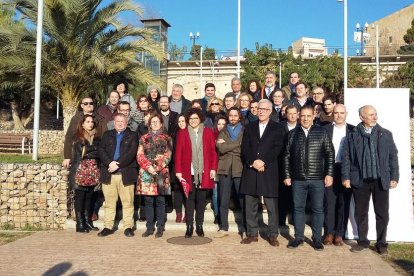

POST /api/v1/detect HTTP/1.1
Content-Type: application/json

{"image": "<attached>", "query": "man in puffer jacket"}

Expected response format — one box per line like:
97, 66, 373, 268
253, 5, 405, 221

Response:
283, 105, 334, 251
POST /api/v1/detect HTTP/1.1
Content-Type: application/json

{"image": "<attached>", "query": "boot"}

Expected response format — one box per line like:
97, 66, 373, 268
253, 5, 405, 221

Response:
85, 210, 99, 231
76, 212, 89, 233
176, 212, 182, 223
185, 225, 193, 238
196, 224, 204, 237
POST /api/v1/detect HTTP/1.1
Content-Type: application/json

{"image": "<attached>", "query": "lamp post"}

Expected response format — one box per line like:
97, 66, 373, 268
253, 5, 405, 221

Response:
355, 22, 369, 56
32, 0, 44, 161
236, 0, 241, 78
189, 32, 200, 45
373, 24, 380, 88
337, 0, 347, 93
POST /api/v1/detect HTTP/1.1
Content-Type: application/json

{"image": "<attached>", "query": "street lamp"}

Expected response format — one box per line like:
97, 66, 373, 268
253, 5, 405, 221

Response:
355, 22, 369, 56
337, 0, 347, 93
189, 32, 200, 45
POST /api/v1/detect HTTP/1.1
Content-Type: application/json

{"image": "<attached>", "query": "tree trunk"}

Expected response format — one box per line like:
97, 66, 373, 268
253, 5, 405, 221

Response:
61, 98, 78, 135
10, 101, 25, 130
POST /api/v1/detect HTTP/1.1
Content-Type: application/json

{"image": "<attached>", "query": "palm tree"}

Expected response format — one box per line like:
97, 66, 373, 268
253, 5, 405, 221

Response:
0, 0, 165, 132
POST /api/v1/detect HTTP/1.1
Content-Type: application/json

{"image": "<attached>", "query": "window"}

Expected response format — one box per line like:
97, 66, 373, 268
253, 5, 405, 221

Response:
389, 36, 393, 44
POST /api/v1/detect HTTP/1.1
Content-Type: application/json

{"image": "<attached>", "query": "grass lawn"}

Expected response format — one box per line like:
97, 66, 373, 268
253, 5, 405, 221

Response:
0, 232, 33, 246
0, 154, 63, 164
385, 243, 414, 275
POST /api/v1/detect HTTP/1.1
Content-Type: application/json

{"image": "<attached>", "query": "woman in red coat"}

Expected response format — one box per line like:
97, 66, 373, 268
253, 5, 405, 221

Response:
175, 108, 218, 238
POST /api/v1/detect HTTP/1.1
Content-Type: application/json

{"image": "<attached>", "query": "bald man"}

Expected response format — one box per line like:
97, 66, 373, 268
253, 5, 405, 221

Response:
322, 104, 354, 246
342, 105, 399, 255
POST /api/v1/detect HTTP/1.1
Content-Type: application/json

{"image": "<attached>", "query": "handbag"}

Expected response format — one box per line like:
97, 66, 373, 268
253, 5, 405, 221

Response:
75, 146, 100, 186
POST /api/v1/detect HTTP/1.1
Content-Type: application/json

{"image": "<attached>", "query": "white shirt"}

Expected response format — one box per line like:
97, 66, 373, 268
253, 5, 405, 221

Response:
301, 126, 310, 137
332, 123, 347, 163
259, 121, 268, 138
287, 122, 297, 131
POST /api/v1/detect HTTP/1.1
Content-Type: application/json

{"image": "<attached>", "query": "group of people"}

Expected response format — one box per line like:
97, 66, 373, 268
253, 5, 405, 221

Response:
63, 72, 399, 256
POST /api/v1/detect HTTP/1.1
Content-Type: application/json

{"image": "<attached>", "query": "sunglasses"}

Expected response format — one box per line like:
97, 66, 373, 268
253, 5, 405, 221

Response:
82, 102, 94, 106
210, 103, 220, 106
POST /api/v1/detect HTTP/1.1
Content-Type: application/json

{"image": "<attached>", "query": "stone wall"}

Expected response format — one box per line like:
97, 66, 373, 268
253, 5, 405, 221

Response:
0, 130, 64, 155
0, 163, 67, 229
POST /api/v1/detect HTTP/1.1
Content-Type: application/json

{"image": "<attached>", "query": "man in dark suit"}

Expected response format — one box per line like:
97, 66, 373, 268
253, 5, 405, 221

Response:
240, 99, 286, 247
97, 114, 139, 237
254, 71, 278, 101
323, 104, 354, 246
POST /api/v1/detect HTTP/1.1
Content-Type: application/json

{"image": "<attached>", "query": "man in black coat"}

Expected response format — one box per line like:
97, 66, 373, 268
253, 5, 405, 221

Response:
323, 104, 354, 246
97, 114, 139, 238
342, 105, 399, 255
240, 99, 286, 247
283, 105, 334, 251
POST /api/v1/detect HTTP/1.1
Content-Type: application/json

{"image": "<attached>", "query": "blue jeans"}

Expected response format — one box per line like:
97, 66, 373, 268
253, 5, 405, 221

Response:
213, 182, 219, 216
219, 174, 245, 232
144, 195, 165, 230
292, 180, 324, 242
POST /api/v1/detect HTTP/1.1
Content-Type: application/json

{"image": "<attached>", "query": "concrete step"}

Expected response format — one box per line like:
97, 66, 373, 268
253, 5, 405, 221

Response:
66, 204, 313, 236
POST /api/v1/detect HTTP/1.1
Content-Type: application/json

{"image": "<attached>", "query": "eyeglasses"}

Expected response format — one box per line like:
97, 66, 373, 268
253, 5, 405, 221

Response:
189, 117, 200, 121
82, 102, 94, 106
258, 108, 271, 112
210, 103, 220, 106
240, 99, 250, 102
151, 121, 161, 125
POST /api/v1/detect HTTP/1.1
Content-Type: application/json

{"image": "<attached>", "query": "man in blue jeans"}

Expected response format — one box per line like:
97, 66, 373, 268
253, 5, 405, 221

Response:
283, 106, 334, 251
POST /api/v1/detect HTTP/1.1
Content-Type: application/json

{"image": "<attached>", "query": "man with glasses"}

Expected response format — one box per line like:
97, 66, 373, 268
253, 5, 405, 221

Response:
282, 72, 300, 99
63, 96, 105, 168
240, 99, 286, 247
270, 89, 286, 123
106, 101, 139, 132
311, 86, 325, 105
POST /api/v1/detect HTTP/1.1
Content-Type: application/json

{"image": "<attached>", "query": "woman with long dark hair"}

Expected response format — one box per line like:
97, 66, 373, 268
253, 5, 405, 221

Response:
175, 108, 218, 238
68, 114, 100, 233
147, 85, 161, 111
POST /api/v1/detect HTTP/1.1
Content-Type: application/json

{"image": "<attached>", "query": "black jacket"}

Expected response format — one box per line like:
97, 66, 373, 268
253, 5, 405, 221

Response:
283, 124, 335, 180
241, 120, 286, 197
99, 128, 139, 184
68, 138, 100, 190
341, 123, 399, 190
168, 95, 191, 115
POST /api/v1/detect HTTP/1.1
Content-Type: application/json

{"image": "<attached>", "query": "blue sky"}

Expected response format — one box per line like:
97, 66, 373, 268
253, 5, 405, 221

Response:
117, 0, 413, 55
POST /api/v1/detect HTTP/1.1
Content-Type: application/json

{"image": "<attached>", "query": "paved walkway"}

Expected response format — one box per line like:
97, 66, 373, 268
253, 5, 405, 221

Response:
0, 229, 399, 275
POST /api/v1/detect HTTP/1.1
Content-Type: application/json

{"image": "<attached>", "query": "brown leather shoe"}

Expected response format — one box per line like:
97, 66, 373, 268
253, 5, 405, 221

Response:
323, 234, 334, 245
334, 235, 344, 246
268, 236, 279, 247
240, 235, 258, 244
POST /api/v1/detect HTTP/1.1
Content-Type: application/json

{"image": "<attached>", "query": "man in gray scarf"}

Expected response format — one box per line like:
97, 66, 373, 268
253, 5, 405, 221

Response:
342, 105, 399, 256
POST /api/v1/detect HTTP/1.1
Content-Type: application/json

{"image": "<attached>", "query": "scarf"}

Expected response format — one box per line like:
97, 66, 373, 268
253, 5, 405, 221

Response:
204, 95, 213, 102
240, 109, 249, 118
188, 124, 204, 187
357, 123, 380, 180
227, 123, 242, 141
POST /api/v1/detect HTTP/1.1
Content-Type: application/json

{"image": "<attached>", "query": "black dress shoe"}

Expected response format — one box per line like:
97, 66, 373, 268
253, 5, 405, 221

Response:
97, 228, 113, 237
287, 239, 304, 249
142, 228, 155, 237
185, 225, 193, 238
196, 225, 204, 237
313, 241, 324, 251
155, 228, 163, 238
124, 228, 134, 237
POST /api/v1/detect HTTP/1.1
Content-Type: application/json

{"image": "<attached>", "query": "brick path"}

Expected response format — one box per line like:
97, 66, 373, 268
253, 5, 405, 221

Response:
0, 228, 399, 275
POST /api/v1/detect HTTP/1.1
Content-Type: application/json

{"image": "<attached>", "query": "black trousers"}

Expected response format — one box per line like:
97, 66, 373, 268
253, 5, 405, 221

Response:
173, 182, 186, 214
324, 164, 352, 236
278, 181, 293, 225
74, 187, 94, 215
185, 183, 208, 226
352, 179, 389, 246
245, 195, 279, 238
144, 195, 165, 230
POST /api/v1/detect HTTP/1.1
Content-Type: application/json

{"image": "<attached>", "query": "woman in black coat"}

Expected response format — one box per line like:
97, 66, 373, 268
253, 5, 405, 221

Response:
69, 114, 101, 233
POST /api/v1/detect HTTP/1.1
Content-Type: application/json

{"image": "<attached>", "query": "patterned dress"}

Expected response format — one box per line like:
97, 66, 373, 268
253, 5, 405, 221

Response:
136, 132, 172, 195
